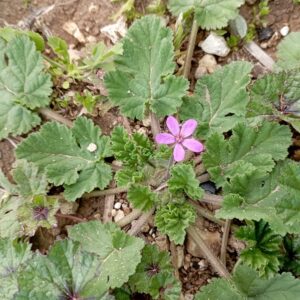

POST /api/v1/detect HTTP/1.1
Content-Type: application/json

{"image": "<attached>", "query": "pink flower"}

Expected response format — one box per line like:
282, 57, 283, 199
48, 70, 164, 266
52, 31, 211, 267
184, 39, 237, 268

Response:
155, 116, 204, 162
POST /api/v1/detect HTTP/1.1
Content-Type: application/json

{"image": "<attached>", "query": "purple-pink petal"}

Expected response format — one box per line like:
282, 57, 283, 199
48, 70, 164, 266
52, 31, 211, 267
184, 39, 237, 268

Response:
173, 143, 185, 162
182, 138, 204, 153
166, 116, 180, 136
181, 119, 198, 138
155, 133, 176, 145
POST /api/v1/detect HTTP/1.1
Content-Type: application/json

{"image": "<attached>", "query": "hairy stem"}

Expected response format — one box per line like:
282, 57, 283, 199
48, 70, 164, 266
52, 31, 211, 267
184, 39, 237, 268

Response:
38, 108, 73, 127
201, 193, 223, 206
117, 209, 142, 227
188, 226, 230, 278
83, 186, 128, 198
127, 207, 155, 236
183, 18, 199, 78
198, 173, 210, 183
221, 219, 231, 266
150, 111, 160, 137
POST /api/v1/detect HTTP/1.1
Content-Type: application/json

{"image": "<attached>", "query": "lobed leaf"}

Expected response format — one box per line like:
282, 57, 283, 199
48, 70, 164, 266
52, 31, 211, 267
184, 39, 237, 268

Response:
0, 36, 52, 139
127, 184, 157, 211
105, 15, 188, 119
16, 117, 112, 201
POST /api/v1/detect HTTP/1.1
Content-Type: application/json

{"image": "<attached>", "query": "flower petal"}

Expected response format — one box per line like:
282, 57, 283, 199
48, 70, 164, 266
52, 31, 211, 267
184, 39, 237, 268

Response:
173, 144, 185, 162
182, 138, 204, 153
155, 133, 175, 144
181, 119, 198, 138
166, 116, 180, 136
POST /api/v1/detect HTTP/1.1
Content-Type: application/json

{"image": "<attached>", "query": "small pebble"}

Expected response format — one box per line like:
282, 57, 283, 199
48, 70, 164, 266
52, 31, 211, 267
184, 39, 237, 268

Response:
198, 259, 208, 270
87, 143, 97, 152
257, 27, 274, 42
280, 25, 289, 37
200, 181, 217, 194
114, 202, 122, 210
111, 209, 117, 217
114, 210, 125, 222
200, 33, 230, 57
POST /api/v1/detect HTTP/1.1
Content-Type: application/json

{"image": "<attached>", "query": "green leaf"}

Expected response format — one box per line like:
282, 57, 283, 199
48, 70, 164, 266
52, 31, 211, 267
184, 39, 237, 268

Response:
181, 62, 252, 139
16, 117, 112, 201
203, 121, 292, 187
17, 240, 108, 299
276, 32, 300, 70
235, 220, 282, 277
68, 221, 144, 288
127, 184, 157, 211
0, 238, 32, 300
0, 169, 17, 194
155, 202, 196, 244
48, 36, 70, 64
195, 264, 300, 300
217, 161, 300, 235
0, 36, 52, 139
168, 0, 245, 30
105, 15, 188, 120
128, 244, 181, 299
12, 160, 48, 198
112, 126, 154, 169
281, 235, 300, 276
168, 164, 204, 200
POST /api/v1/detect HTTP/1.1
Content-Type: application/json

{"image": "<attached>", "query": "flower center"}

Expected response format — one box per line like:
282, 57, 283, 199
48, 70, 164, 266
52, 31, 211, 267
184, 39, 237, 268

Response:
175, 134, 184, 143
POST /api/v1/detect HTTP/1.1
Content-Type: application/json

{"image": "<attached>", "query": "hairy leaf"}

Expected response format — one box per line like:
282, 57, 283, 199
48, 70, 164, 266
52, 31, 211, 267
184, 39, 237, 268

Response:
17, 240, 108, 299
195, 264, 300, 299
68, 221, 144, 288
127, 184, 157, 211
276, 32, 300, 70
281, 235, 300, 276
0, 238, 32, 300
235, 220, 282, 277
180, 62, 252, 139
168, 164, 204, 200
217, 161, 300, 235
105, 15, 188, 119
203, 121, 292, 187
155, 202, 196, 244
0, 36, 52, 139
16, 117, 112, 201
128, 244, 181, 299
168, 0, 245, 30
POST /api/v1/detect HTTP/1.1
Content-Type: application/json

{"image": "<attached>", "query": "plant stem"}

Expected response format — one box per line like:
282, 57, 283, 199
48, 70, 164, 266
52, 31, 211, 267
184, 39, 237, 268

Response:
188, 226, 230, 278
221, 219, 231, 266
127, 207, 155, 236
38, 108, 73, 127
117, 209, 142, 227
55, 213, 85, 222
201, 193, 223, 206
43, 55, 67, 71
150, 111, 160, 137
195, 163, 205, 175
183, 18, 199, 78
198, 173, 210, 183
83, 186, 128, 198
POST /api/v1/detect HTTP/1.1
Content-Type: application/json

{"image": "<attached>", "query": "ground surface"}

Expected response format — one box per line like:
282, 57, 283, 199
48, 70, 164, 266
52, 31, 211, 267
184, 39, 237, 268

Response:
0, 0, 300, 297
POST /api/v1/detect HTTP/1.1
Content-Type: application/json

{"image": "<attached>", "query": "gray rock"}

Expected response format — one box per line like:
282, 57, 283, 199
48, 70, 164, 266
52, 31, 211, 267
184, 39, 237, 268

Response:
199, 33, 230, 57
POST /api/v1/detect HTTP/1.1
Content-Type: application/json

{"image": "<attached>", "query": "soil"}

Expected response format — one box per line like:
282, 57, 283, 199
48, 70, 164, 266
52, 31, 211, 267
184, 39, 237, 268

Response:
0, 0, 300, 298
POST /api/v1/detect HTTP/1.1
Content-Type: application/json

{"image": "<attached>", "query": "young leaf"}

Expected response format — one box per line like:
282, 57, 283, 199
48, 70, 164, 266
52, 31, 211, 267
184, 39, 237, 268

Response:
16, 117, 112, 201
155, 202, 196, 244
0, 238, 32, 300
281, 235, 300, 276
128, 244, 181, 299
105, 15, 188, 120
203, 121, 292, 187
180, 62, 252, 139
127, 184, 157, 211
168, 164, 204, 200
168, 0, 245, 30
17, 240, 108, 299
196, 264, 300, 299
276, 32, 300, 70
48, 36, 70, 64
217, 161, 300, 235
68, 221, 144, 289
235, 220, 282, 277
0, 36, 52, 139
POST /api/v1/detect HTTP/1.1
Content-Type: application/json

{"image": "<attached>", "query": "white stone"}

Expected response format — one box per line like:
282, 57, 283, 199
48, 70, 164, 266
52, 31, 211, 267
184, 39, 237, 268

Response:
114, 210, 125, 222
199, 33, 230, 57
280, 25, 289, 37
114, 202, 122, 210
101, 17, 127, 44
87, 143, 97, 152
195, 54, 218, 79
63, 21, 85, 43
111, 209, 117, 217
